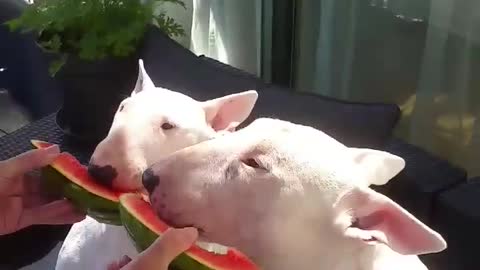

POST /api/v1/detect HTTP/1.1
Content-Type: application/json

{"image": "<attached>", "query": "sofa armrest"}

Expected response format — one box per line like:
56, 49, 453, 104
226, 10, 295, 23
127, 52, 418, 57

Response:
421, 180, 480, 270
375, 138, 467, 225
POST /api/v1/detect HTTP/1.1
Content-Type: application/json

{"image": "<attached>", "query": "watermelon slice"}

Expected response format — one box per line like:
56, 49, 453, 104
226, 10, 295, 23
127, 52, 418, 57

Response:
32, 139, 122, 225
31, 140, 258, 269
119, 193, 259, 270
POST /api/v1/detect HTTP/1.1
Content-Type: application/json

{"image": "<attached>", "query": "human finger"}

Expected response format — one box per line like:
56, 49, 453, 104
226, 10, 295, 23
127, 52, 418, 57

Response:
0, 174, 23, 197
19, 199, 85, 228
0, 196, 22, 235
1, 145, 60, 178
107, 255, 132, 270
122, 227, 198, 270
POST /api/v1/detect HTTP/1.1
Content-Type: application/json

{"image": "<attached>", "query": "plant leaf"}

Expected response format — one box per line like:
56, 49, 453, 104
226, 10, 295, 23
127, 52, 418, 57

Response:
49, 55, 67, 77
5, 0, 186, 73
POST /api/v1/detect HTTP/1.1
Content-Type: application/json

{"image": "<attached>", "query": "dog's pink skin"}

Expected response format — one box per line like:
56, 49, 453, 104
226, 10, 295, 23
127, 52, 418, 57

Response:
54, 59, 258, 270
147, 118, 446, 270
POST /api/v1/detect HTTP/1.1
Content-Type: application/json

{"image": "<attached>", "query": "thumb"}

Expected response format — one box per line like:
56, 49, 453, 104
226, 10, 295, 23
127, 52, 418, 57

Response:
124, 227, 198, 270
1, 145, 60, 177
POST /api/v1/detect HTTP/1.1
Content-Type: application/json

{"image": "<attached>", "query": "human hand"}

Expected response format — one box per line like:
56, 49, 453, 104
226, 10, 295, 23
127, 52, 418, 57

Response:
0, 145, 85, 235
107, 227, 198, 270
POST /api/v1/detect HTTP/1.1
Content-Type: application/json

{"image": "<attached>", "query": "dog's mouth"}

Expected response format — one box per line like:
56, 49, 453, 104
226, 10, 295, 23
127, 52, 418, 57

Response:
138, 187, 149, 197
196, 241, 229, 255
168, 221, 205, 234
195, 228, 229, 255
163, 220, 229, 255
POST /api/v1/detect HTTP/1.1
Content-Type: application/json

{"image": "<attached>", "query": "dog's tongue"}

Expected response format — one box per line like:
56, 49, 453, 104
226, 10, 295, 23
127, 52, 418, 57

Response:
196, 241, 229, 255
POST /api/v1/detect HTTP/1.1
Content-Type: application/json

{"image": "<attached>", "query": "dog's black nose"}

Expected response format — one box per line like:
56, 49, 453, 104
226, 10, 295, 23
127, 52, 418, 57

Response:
88, 164, 118, 188
142, 168, 160, 194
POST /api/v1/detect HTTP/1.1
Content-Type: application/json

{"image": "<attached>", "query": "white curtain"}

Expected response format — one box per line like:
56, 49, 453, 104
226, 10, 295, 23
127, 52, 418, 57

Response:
157, 0, 262, 76
295, 0, 480, 176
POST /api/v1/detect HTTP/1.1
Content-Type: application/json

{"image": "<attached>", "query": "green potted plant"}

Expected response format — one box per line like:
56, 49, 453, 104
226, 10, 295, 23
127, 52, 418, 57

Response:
6, 0, 186, 146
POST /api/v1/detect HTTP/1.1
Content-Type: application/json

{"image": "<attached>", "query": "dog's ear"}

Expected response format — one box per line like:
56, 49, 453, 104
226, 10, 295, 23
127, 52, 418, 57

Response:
131, 59, 155, 96
348, 148, 405, 186
337, 187, 447, 256
201, 90, 258, 131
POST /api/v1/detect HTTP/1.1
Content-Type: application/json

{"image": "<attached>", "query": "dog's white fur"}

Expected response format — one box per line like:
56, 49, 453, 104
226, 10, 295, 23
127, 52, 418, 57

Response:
54, 60, 258, 270
147, 118, 447, 270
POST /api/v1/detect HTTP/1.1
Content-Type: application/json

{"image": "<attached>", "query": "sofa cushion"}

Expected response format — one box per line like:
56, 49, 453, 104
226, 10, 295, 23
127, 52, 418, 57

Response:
378, 139, 467, 224
421, 180, 480, 270
198, 57, 401, 149
246, 85, 400, 148
141, 27, 400, 148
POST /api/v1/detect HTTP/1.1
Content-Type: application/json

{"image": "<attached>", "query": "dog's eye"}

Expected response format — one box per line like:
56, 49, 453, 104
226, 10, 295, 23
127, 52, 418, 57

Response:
118, 104, 124, 112
242, 158, 261, 169
161, 123, 175, 130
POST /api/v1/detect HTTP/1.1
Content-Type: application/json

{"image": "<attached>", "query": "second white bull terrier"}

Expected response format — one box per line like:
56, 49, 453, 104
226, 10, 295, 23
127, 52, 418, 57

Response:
145, 118, 447, 270
54, 60, 258, 270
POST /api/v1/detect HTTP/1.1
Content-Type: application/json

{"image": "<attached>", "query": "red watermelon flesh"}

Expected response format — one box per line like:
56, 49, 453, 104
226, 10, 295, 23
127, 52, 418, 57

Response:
120, 193, 259, 270
32, 139, 259, 269
31, 139, 120, 202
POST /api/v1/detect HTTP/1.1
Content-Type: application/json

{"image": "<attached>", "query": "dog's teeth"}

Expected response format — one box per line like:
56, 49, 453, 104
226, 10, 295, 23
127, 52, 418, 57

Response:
196, 241, 228, 255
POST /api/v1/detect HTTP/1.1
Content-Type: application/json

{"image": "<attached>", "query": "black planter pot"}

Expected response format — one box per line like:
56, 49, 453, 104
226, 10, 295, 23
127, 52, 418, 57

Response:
55, 53, 139, 148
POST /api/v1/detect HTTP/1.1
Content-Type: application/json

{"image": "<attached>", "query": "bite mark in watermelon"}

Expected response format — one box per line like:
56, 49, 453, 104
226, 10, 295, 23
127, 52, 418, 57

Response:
31, 139, 121, 223
119, 193, 259, 270
32, 139, 120, 201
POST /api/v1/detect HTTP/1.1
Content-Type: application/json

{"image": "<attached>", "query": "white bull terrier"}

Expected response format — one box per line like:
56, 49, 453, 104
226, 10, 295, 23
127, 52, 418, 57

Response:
54, 59, 258, 270
144, 118, 447, 270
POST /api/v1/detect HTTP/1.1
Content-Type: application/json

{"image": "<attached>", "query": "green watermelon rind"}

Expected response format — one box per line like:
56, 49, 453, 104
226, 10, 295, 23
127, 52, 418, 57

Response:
41, 166, 121, 225
34, 140, 121, 225
87, 209, 122, 226
34, 140, 258, 269
119, 199, 212, 270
